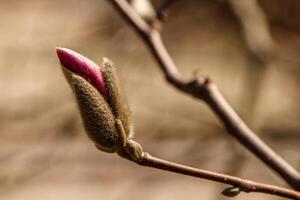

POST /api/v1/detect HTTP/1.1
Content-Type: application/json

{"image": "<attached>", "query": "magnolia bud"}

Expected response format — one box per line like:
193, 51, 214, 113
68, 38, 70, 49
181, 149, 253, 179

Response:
56, 48, 132, 153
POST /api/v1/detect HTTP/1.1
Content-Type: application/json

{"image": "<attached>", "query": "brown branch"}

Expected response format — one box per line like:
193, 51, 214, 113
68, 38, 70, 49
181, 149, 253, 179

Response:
134, 153, 300, 199
108, 0, 300, 191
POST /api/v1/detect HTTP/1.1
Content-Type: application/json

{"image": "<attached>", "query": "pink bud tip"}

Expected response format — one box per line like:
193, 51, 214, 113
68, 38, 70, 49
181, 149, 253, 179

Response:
56, 47, 108, 101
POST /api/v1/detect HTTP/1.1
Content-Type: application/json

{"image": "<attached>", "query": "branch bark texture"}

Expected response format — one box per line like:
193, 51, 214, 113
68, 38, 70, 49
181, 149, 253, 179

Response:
137, 153, 300, 199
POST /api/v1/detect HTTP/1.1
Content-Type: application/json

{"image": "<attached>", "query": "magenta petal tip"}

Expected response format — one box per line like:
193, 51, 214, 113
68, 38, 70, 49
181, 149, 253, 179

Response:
56, 47, 108, 101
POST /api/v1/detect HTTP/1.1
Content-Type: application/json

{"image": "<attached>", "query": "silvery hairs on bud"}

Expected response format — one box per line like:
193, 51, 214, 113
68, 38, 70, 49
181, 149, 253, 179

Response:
57, 48, 133, 153
70, 73, 119, 152
102, 58, 133, 139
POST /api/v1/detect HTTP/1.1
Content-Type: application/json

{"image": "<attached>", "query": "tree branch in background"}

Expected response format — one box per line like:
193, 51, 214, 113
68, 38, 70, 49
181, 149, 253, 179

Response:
228, 0, 275, 63
108, 0, 300, 190
227, 0, 275, 127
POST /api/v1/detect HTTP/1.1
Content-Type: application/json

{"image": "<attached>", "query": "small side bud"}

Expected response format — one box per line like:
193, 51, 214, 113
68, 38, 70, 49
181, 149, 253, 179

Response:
222, 186, 241, 197
124, 140, 144, 161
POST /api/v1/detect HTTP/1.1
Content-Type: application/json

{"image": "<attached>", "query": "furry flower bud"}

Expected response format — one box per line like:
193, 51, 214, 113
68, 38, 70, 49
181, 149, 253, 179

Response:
56, 48, 132, 153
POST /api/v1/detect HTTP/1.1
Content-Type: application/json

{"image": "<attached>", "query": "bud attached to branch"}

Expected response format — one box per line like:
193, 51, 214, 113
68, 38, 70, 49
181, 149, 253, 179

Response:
56, 48, 133, 153
222, 186, 241, 197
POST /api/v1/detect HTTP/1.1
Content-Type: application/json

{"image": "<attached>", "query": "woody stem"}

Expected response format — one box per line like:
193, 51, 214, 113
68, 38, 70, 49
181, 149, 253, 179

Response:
134, 153, 300, 199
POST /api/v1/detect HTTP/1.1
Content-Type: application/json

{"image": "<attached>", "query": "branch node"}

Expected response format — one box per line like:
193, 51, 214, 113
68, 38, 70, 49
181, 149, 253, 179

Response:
185, 76, 210, 100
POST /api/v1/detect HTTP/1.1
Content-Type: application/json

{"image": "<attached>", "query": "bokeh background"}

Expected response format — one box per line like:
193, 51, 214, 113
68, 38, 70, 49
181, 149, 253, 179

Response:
0, 0, 299, 199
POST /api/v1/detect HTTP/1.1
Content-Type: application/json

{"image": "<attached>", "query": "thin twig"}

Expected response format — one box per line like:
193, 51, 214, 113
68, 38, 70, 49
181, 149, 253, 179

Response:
134, 153, 300, 199
109, 0, 300, 190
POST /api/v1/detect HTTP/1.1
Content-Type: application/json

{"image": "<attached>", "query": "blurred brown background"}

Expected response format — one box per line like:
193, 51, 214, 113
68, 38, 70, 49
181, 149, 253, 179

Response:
0, 0, 299, 199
